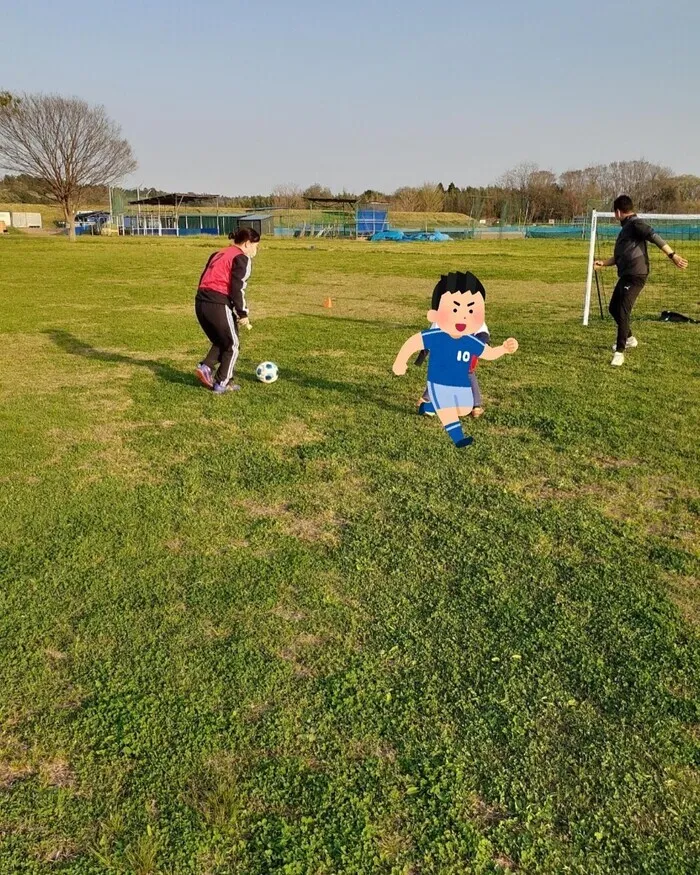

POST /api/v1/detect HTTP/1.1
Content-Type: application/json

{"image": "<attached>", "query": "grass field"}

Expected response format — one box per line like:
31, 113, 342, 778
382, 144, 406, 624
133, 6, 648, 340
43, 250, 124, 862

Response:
0, 235, 698, 874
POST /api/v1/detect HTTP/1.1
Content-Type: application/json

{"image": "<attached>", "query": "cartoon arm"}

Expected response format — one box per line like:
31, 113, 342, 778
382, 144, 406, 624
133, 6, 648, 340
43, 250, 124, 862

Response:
393, 333, 424, 375
480, 338, 518, 361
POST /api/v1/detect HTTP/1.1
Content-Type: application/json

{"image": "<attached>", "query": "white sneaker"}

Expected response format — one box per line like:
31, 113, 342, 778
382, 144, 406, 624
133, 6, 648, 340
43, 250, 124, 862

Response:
611, 352, 625, 367
611, 337, 638, 351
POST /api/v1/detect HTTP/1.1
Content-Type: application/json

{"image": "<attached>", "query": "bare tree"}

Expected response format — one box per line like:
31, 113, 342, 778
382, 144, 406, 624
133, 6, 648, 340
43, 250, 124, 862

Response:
271, 183, 304, 210
0, 93, 136, 240
392, 186, 420, 212
416, 182, 445, 213
496, 162, 541, 223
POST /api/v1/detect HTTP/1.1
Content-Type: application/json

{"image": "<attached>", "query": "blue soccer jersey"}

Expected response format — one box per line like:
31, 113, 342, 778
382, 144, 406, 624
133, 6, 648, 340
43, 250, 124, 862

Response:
421, 328, 486, 386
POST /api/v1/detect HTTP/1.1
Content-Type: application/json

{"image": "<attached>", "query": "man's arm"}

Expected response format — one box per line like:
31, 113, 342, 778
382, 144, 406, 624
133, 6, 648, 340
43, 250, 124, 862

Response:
480, 338, 519, 361
393, 334, 424, 375
635, 220, 689, 269
659, 244, 688, 268
594, 256, 616, 269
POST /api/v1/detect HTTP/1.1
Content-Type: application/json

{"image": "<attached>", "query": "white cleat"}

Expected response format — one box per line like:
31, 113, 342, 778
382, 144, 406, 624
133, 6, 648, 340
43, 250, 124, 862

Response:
611, 352, 625, 367
612, 337, 638, 351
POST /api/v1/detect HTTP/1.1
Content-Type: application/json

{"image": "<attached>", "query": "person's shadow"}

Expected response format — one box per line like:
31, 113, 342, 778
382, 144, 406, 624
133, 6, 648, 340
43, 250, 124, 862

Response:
44, 329, 194, 387
43, 330, 410, 414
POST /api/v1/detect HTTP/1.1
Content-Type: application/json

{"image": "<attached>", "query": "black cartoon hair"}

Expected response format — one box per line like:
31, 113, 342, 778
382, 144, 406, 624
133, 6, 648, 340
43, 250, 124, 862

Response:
431, 271, 486, 310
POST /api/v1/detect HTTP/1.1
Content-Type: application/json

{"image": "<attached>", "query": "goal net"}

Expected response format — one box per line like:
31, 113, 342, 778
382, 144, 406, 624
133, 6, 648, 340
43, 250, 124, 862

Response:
583, 211, 700, 325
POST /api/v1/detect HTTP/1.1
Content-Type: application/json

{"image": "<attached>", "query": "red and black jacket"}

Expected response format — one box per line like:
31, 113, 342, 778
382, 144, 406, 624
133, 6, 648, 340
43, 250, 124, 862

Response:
196, 244, 251, 318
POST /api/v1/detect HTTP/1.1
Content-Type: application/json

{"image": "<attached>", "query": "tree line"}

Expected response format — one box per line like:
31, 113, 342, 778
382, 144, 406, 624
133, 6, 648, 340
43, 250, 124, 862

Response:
2, 90, 699, 236
267, 165, 700, 222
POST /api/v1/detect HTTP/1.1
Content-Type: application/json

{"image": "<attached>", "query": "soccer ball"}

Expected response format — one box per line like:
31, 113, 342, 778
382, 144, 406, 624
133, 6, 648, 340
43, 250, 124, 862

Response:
255, 361, 279, 383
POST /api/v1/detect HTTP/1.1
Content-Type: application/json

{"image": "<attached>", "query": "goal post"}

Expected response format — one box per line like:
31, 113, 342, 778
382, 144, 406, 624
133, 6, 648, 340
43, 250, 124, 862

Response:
582, 210, 700, 325
583, 210, 600, 326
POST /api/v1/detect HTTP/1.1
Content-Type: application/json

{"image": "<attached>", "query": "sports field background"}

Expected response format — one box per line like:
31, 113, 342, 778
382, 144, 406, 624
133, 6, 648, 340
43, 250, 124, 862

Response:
0, 235, 698, 873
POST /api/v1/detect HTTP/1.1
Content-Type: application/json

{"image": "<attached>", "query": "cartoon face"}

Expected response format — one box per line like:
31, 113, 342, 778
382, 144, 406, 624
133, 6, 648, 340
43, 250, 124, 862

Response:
428, 291, 485, 338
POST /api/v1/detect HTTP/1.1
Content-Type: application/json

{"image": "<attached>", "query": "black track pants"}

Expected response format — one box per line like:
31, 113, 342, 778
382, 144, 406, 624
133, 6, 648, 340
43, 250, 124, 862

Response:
195, 299, 240, 386
609, 275, 646, 352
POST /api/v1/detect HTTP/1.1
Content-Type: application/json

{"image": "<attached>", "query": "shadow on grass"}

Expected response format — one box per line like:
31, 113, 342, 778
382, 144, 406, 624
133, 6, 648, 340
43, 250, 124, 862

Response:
43, 329, 410, 415
44, 329, 193, 387
277, 366, 409, 415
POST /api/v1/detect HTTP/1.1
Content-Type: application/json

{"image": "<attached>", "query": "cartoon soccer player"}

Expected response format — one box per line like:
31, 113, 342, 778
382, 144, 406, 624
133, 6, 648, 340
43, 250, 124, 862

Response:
416, 320, 489, 418
392, 271, 518, 447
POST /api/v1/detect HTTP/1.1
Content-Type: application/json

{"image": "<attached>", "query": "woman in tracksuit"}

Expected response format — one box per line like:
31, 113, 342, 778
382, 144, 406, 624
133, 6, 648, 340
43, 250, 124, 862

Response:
194, 227, 259, 393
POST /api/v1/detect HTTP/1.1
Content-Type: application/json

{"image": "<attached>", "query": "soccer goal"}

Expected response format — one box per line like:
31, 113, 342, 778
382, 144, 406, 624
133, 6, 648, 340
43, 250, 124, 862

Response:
583, 211, 700, 325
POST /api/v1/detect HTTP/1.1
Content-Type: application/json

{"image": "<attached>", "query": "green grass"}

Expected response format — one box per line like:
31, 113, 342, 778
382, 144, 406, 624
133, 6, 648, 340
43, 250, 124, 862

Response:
0, 235, 698, 874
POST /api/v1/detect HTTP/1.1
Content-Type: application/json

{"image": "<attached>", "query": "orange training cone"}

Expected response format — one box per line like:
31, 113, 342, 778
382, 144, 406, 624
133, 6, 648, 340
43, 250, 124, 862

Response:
323, 297, 333, 308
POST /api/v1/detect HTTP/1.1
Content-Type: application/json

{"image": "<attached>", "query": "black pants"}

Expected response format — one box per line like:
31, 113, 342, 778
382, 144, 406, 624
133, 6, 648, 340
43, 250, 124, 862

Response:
195, 299, 239, 386
609, 275, 646, 352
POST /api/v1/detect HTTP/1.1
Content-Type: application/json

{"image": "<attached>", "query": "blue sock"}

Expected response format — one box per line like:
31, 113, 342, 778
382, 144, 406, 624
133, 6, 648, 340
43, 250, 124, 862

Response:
418, 400, 435, 415
444, 420, 474, 448
444, 421, 464, 444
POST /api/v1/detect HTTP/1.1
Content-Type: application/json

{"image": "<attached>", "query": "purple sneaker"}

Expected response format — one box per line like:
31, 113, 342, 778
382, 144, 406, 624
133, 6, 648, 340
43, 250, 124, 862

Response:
212, 382, 241, 394
195, 363, 213, 389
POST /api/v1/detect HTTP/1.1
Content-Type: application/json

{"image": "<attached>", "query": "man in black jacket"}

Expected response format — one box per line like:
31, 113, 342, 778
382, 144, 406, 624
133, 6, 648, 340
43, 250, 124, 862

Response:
595, 195, 688, 366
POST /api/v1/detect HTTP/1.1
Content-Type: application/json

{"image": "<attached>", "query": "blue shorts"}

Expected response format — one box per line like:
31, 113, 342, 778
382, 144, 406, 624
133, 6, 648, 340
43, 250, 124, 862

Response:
427, 382, 474, 411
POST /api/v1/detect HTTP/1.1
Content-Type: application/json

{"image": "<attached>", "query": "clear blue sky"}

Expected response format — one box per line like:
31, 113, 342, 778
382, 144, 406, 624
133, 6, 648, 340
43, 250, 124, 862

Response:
3, 0, 699, 195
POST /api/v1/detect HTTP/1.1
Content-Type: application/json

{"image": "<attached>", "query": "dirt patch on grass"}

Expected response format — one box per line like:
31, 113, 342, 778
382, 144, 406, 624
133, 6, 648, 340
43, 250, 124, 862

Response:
593, 455, 642, 470
489, 425, 535, 439
0, 730, 32, 789
39, 758, 76, 789
275, 632, 325, 678
0, 334, 135, 400
34, 839, 80, 864
347, 738, 397, 763
200, 619, 231, 640
664, 572, 699, 629
244, 700, 273, 724
468, 793, 512, 828
307, 349, 347, 358
272, 417, 323, 448
44, 417, 163, 487
270, 605, 306, 623
516, 470, 699, 547
237, 497, 341, 545
0, 761, 34, 789
0, 730, 78, 793
376, 813, 414, 864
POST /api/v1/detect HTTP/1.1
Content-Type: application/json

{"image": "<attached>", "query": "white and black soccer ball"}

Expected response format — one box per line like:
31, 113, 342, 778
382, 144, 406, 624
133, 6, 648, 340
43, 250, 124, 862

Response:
255, 361, 279, 383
